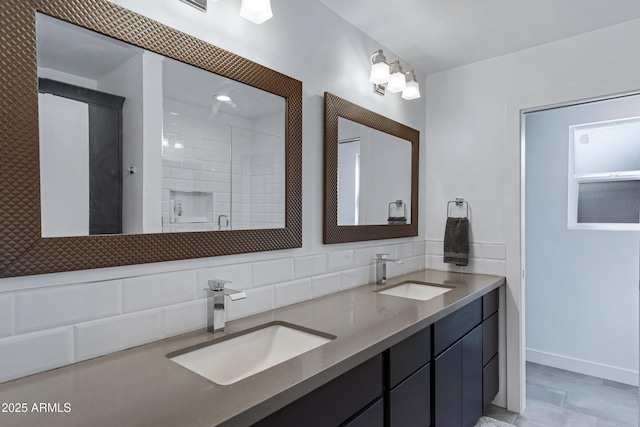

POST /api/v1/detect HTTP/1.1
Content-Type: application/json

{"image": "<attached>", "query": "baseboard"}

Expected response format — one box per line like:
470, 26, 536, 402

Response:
526, 348, 638, 386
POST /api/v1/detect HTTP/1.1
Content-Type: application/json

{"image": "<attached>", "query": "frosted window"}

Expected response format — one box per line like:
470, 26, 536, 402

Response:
574, 118, 640, 175
577, 181, 640, 224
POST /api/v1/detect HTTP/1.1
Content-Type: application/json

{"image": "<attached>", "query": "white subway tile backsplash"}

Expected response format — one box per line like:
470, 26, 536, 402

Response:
396, 243, 414, 259
354, 247, 376, 267
469, 243, 481, 258
327, 250, 355, 272
294, 255, 327, 279
426, 240, 443, 256
341, 267, 369, 290
162, 299, 207, 337
482, 244, 507, 260
403, 256, 425, 274
0, 327, 73, 383
227, 287, 273, 320
123, 271, 196, 313
311, 273, 342, 298
15, 281, 120, 334
413, 241, 427, 256
74, 310, 162, 362
252, 258, 293, 287
274, 279, 311, 308
0, 294, 14, 338
472, 259, 507, 276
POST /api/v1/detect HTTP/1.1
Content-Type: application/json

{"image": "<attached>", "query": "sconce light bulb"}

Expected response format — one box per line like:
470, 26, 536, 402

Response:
240, 0, 273, 24
386, 61, 406, 93
369, 50, 390, 85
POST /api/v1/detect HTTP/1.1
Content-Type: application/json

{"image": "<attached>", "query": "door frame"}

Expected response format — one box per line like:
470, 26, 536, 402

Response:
504, 74, 640, 413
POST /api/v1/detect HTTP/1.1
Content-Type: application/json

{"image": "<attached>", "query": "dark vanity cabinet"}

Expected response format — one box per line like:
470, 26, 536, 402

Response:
252, 288, 500, 427
388, 327, 431, 426
434, 289, 500, 427
253, 354, 383, 427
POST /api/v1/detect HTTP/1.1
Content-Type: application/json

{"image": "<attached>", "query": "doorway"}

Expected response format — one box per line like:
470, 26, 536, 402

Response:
522, 93, 640, 426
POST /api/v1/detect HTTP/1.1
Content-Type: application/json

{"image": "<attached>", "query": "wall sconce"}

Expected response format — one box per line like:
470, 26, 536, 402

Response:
179, 0, 273, 25
240, 0, 273, 24
369, 49, 421, 100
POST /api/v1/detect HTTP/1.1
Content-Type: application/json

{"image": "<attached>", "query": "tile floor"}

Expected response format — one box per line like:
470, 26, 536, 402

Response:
486, 362, 638, 427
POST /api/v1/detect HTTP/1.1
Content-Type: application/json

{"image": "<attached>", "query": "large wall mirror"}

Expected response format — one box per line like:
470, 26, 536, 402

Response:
324, 93, 419, 243
0, 0, 302, 278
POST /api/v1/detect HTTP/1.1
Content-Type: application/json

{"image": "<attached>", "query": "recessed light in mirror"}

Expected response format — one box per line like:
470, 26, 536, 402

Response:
174, 142, 184, 149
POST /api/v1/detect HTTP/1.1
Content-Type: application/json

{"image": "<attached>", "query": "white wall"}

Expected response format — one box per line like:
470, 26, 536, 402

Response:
525, 96, 640, 386
426, 16, 640, 410
0, 0, 449, 384
99, 54, 145, 234
38, 94, 90, 237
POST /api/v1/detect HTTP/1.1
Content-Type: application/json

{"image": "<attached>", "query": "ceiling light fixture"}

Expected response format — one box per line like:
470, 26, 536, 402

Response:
369, 49, 421, 101
216, 94, 232, 102
240, 0, 273, 24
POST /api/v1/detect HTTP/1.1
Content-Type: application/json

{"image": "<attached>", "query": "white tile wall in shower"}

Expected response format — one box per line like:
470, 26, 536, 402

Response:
74, 310, 162, 362
162, 299, 207, 338
0, 294, 14, 338
15, 280, 121, 334
274, 279, 311, 308
252, 258, 293, 287
122, 271, 196, 313
294, 254, 327, 279
0, 327, 73, 383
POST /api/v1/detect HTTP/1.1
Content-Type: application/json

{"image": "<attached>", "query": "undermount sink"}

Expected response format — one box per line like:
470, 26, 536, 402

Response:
167, 322, 335, 385
376, 281, 453, 301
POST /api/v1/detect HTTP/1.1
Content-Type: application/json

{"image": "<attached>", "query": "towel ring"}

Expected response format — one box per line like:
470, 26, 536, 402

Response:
447, 198, 469, 218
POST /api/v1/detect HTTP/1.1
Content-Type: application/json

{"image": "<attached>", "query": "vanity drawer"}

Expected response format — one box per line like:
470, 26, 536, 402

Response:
253, 354, 383, 427
483, 288, 499, 320
389, 363, 431, 427
483, 353, 499, 414
483, 312, 499, 366
433, 299, 481, 355
343, 398, 384, 427
389, 326, 431, 388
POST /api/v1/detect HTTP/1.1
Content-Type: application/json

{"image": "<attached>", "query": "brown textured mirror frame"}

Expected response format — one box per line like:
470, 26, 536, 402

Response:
0, 0, 302, 278
323, 92, 419, 244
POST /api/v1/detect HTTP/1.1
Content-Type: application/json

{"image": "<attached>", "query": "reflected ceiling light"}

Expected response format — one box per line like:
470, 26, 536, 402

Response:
216, 94, 232, 102
401, 70, 421, 100
240, 0, 273, 24
386, 61, 406, 93
174, 142, 184, 149
369, 50, 390, 85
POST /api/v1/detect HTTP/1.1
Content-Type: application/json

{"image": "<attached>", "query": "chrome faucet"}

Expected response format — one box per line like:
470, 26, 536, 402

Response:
206, 280, 246, 332
375, 253, 403, 285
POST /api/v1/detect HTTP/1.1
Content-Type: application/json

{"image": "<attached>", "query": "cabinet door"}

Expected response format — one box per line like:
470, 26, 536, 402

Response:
389, 363, 431, 427
253, 354, 383, 427
435, 341, 462, 427
342, 398, 384, 427
462, 324, 483, 427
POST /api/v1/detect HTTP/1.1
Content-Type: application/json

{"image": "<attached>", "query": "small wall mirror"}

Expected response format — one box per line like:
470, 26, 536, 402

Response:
0, 1, 302, 278
324, 93, 419, 243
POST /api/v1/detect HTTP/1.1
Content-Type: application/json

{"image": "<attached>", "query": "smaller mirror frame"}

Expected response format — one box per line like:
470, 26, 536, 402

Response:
0, 0, 302, 278
323, 93, 419, 243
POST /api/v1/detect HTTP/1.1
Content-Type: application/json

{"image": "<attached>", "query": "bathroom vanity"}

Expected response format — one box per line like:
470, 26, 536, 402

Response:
0, 270, 503, 427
